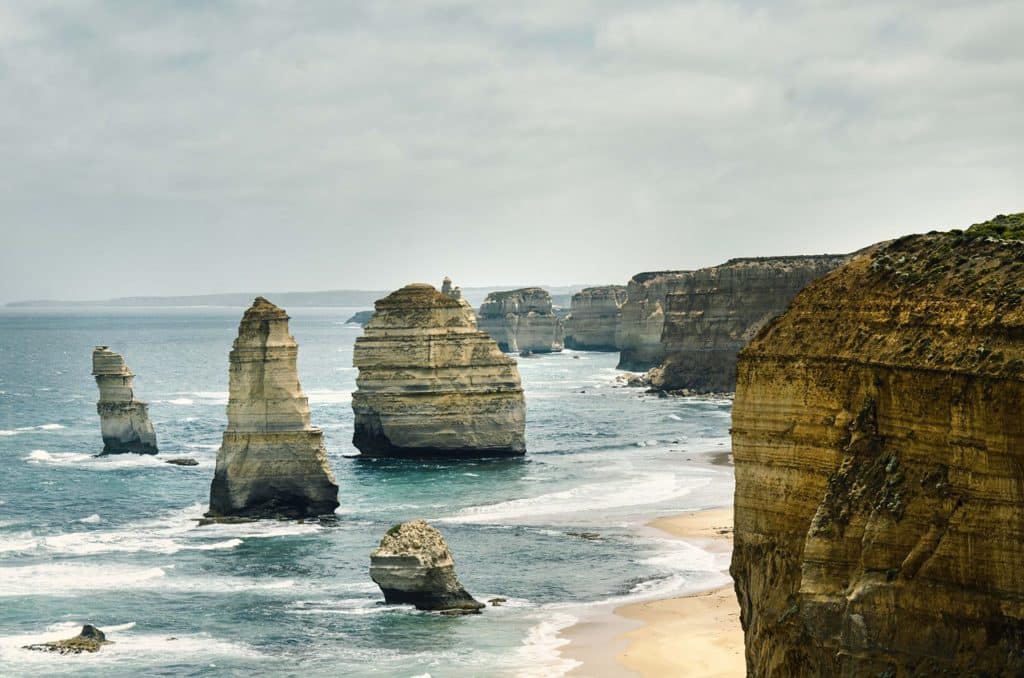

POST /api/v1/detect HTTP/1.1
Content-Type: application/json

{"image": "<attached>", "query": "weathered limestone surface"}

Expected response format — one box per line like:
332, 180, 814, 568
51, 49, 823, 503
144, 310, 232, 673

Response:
92, 346, 158, 455
370, 520, 484, 612
615, 271, 690, 370
732, 215, 1024, 676
208, 297, 339, 519
649, 255, 849, 393
352, 282, 526, 457
477, 287, 564, 353
564, 285, 627, 351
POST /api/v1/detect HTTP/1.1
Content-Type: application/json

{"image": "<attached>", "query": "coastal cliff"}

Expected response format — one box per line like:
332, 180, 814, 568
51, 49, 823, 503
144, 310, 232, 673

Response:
352, 282, 526, 457
477, 288, 564, 353
91, 346, 158, 455
731, 214, 1024, 676
650, 255, 849, 393
616, 271, 690, 370
208, 297, 339, 518
564, 285, 626, 351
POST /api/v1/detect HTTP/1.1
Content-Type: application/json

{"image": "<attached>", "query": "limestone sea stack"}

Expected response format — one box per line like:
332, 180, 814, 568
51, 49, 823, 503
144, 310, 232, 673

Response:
92, 346, 158, 455
563, 285, 627, 351
648, 255, 849, 393
207, 297, 339, 519
615, 271, 690, 370
477, 287, 564, 353
731, 213, 1024, 676
351, 281, 526, 457
370, 520, 484, 612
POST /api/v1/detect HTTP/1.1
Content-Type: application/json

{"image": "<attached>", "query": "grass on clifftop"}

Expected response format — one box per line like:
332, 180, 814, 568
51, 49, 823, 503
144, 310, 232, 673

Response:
965, 213, 1024, 240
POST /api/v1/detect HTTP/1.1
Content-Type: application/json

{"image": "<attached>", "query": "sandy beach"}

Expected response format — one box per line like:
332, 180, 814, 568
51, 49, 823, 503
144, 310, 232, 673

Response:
561, 507, 744, 677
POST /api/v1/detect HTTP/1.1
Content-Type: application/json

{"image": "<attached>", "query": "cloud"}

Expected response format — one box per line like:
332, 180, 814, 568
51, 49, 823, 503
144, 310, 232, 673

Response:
0, 0, 1021, 301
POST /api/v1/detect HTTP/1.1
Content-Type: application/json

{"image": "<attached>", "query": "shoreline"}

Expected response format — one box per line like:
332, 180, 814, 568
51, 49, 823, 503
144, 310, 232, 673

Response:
559, 507, 743, 677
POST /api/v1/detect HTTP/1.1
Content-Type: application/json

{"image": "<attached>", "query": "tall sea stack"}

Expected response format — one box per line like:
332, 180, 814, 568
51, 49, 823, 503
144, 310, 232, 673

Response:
207, 297, 339, 519
615, 271, 690, 370
477, 288, 564, 353
731, 214, 1024, 676
564, 285, 626, 351
92, 346, 158, 455
352, 281, 526, 457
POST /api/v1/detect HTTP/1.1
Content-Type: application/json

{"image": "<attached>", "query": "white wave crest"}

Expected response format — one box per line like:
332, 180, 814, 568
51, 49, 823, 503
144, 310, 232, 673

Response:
306, 389, 352, 404
77, 514, 101, 524
167, 398, 194, 405
516, 612, 581, 678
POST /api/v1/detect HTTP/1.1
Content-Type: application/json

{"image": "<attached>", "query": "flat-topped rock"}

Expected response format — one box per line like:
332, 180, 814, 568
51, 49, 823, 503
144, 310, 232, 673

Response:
352, 280, 526, 457
477, 287, 564, 353
564, 285, 627, 351
207, 297, 339, 519
92, 346, 158, 455
370, 520, 484, 612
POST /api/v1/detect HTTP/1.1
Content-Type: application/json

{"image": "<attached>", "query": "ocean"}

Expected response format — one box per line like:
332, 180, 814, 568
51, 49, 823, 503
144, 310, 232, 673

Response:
0, 307, 733, 677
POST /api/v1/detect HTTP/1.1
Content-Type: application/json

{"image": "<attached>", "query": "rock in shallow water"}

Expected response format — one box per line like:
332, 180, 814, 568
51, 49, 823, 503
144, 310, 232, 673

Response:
92, 346, 158, 455
370, 520, 484, 612
207, 297, 339, 519
24, 624, 111, 654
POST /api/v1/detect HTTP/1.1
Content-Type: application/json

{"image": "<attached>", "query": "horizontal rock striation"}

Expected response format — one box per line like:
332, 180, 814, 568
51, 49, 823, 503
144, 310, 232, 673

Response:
731, 216, 1024, 676
615, 271, 690, 370
208, 297, 339, 519
92, 346, 158, 455
564, 286, 627, 351
370, 520, 484, 612
477, 287, 564, 353
650, 255, 849, 393
352, 282, 526, 457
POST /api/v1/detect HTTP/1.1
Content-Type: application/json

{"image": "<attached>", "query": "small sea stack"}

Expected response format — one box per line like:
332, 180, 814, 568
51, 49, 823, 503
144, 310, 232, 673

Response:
477, 287, 564, 353
207, 297, 339, 519
351, 281, 526, 458
92, 346, 158, 455
564, 285, 627, 351
370, 520, 484, 613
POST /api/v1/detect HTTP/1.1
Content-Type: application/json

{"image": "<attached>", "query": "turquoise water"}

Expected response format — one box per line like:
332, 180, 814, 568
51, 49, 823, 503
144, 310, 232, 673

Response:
0, 307, 733, 676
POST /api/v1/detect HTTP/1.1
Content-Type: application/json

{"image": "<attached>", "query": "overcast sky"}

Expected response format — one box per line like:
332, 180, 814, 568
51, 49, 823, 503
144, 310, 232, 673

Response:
1, 1, 1021, 302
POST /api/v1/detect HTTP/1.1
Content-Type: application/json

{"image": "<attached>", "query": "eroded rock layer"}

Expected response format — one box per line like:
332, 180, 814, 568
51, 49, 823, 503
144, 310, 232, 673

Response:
616, 271, 690, 370
477, 287, 564, 353
564, 285, 626, 351
92, 346, 158, 455
650, 255, 849, 393
731, 216, 1024, 676
208, 297, 339, 518
352, 282, 526, 457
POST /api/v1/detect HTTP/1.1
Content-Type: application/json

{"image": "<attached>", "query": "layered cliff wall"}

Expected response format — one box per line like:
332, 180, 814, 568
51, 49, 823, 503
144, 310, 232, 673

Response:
731, 214, 1024, 676
564, 286, 626, 351
92, 347, 158, 455
650, 255, 849, 393
477, 288, 563, 353
616, 271, 690, 370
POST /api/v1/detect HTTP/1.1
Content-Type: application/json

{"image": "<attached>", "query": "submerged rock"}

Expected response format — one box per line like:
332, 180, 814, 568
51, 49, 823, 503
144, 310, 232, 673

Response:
732, 214, 1024, 676
24, 624, 111, 654
564, 285, 627, 351
165, 457, 199, 466
352, 281, 526, 458
207, 297, 339, 519
477, 288, 564, 353
92, 346, 158, 455
369, 520, 484, 612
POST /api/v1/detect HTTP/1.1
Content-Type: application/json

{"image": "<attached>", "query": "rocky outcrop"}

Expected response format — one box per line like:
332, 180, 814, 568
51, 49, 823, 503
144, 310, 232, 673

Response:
615, 271, 690, 370
649, 255, 849, 393
352, 281, 526, 457
207, 297, 339, 519
345, 310, 374, 327
477, 288, 564, 353
731, 215, 1024, 676
564, 286, 627, 351
24, 625, 111, 654
370, 520, 484, 612
91, 346, 158, 455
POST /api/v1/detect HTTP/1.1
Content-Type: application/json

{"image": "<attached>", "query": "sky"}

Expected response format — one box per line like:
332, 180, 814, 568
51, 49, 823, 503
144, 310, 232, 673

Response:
1, 1, 1022, 303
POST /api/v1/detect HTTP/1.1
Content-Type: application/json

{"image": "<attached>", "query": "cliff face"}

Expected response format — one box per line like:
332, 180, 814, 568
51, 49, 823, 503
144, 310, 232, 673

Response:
91, 346, 158, 455
616, 271, 690, 370
564, 286, 626, 351
731, 217, 1024, 676
352, 282, 526, 457
477, 287, 564, 353
208, 297, 339, 518
650, 255, 849, 393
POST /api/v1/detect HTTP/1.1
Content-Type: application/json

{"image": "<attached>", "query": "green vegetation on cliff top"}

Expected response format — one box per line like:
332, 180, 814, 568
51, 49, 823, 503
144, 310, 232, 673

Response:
965, 212, 1024, 239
